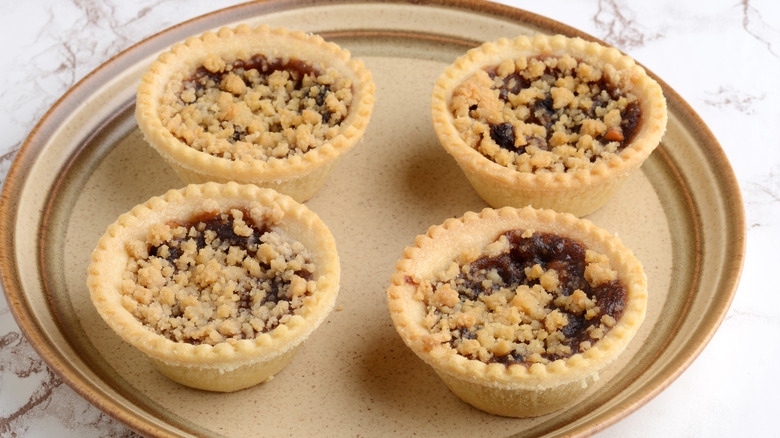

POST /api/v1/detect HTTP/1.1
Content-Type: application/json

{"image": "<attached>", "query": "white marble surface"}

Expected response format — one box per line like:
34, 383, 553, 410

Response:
0, 0, 777, 436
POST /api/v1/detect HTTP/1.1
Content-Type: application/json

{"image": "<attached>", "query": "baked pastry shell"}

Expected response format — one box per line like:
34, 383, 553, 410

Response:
386, 206, 647, 416
87, 182, 340, 392
431, 34, 668, 216
135, 24, 375, 202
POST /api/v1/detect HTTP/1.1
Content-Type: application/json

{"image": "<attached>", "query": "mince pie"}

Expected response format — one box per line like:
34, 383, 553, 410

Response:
135, 25, 375, 202
88, 183, 340, 391
431, 34, 667, 216
386, 206, 647, 416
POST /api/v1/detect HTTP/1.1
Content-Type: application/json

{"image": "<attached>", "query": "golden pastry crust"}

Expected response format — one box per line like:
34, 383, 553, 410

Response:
88, 183, 340, 392
431, 34, 667, 216
386, 206, 647, 417
136, 25, 375, 202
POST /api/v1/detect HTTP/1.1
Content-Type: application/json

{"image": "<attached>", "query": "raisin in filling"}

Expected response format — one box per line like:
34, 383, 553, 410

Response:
426, 230, 627, 366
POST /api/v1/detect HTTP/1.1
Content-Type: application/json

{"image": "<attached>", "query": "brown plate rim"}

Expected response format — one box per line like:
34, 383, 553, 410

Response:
0, 0, 746, 437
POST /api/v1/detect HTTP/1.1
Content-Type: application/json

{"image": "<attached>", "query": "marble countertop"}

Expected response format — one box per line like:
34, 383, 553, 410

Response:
1, 0, 777, 436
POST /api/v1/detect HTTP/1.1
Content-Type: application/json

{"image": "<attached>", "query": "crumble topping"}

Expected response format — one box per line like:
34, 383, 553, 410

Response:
159, 53, 354, 162
120, 206, 318, 346
449, 55, 641, 173
415, 230, 627, 366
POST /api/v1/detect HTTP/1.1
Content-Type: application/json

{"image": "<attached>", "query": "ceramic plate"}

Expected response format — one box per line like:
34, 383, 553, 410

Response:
0, 1, 745, 437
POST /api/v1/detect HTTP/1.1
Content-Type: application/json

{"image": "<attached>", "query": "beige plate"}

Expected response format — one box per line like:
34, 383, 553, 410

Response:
0, 1, 745, 437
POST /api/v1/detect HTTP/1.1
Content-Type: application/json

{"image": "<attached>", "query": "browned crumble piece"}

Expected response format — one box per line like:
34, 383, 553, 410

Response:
449, 55, 642, 173
421, 230, 628, 366
121, 208, 317, 345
